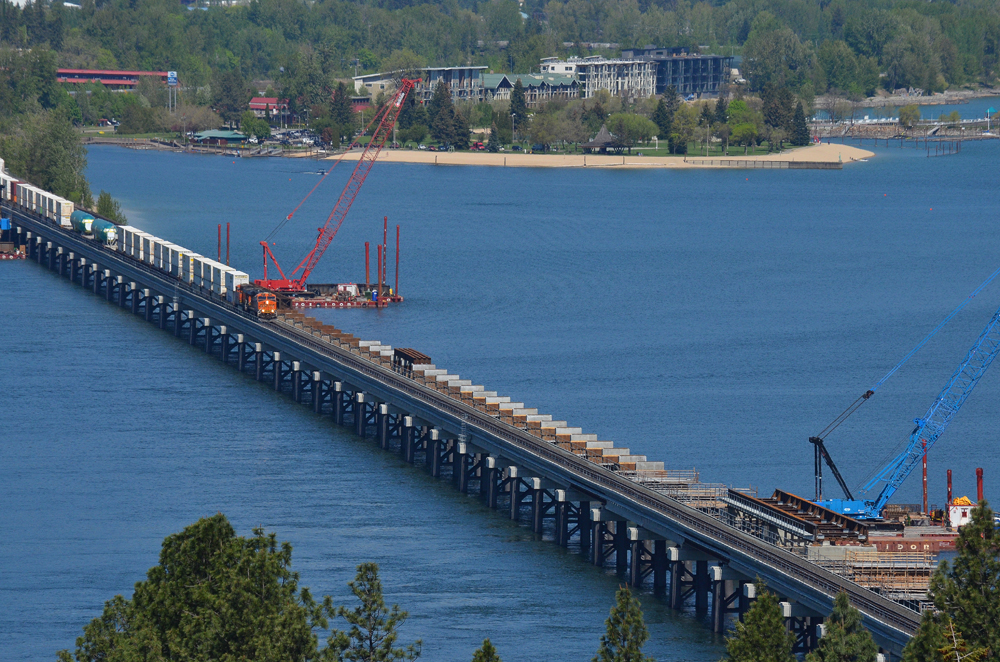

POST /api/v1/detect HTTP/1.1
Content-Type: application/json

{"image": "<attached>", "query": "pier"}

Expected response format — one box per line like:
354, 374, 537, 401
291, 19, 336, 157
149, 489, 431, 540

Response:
4, 200, 921, 657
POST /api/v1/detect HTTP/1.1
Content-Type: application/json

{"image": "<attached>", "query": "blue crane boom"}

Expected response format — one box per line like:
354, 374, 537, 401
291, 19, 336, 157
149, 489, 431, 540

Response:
820, 303, 1000, 520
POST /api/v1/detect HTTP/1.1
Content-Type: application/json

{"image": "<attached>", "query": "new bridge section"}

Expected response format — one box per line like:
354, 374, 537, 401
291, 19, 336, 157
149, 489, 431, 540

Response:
5, 203, 920, 657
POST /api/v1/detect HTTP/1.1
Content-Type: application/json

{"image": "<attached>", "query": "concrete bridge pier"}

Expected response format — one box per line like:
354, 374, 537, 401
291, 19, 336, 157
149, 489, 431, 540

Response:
171, 297, 180, 332
627, 528, 674, 590
740, 582, 757, 620
219, 326, 230, 360
782, 602, 824, 654
54, 246, 63, 273
711, 566, 751, 633
354, 392, 367, 437
157, 296, 166, 329
272, 352, 283, 391
314, 373, 326, 415
483, 457, 500, 508
427, 429, 443, 476
39, 240, 48, 265
77, 257, 86, 285
254, 344, 265, 381
187, 312, 197, 344
506, 466, 525, 521
142, 290, 152, 321
401, 416, 416, 463
102, 270, 111, 300
117, 276, 126, 307
332, 382, 344, 425
49, 244, 57, 270
129, 282, 139, 314
93, 266, 102, 295
291, 362, 302, 401
203, 319, 213, 354
453, 442, 470, 492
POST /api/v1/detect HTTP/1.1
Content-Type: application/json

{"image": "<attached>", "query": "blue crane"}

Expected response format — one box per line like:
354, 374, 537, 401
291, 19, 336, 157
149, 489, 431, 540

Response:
818, 302, 1000, 520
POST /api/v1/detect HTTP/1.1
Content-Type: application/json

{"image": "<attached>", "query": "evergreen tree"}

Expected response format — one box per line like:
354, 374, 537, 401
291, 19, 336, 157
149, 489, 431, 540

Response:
326, 562, 421, 662
902, 610, 947, 662
651, 98, 672, 139
726, 580, 795, 662
791, 101, 810, 146
330, 82, 356, 129
451, 107, 470, 149
930, 501, 1000, 657
662, 86, 680, 119
761, 84, 792, 130
212, 68, 250, 127
805, 592, 878, 662
57, 515, 330, 662
486, 123, 500, 152
428, 81, 456, 145
471, 638, 501, 662
510, 78, 528, 135
715, 96, 729, 125
938, 615, 988, 662
594, 585, 652, 662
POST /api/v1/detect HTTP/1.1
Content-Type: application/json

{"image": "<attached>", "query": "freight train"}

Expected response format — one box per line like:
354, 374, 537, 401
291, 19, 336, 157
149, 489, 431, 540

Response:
0, 161, 279, 319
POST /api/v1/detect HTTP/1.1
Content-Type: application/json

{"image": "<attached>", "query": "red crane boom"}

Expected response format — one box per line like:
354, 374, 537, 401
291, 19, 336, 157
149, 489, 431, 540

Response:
256, 78, 416, 292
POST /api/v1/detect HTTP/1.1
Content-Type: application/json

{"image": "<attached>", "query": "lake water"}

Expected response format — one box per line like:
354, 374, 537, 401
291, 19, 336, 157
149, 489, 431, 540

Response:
4, 141, 1000, 660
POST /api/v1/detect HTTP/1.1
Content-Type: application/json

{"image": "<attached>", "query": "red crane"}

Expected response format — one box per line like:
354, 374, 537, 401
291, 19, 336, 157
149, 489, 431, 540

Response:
255, 78, 416, 292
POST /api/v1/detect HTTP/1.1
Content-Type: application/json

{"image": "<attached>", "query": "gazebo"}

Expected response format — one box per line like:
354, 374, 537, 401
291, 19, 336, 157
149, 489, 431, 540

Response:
581, 124, 619, 154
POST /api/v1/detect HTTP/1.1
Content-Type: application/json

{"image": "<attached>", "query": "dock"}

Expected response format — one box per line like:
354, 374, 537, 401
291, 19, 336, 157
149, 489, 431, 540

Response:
4, 200, 923, 658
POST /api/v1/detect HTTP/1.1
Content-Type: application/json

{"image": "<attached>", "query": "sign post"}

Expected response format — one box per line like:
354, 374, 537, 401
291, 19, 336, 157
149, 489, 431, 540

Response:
167, 71, 178, 112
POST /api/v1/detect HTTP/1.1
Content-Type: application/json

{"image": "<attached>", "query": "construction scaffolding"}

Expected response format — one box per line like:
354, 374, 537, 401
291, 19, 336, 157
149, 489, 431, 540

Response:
816, 550, 934, 604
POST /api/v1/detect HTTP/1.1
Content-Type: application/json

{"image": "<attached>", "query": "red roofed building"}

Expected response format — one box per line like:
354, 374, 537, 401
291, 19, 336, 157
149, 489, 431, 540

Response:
249, 97, 289, 123
56, 69, 168, 89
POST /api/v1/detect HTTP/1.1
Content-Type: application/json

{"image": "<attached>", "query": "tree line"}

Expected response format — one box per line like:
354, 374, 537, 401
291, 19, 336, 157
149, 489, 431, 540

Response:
2, 0, 999, 107
56, 501, 1000, 662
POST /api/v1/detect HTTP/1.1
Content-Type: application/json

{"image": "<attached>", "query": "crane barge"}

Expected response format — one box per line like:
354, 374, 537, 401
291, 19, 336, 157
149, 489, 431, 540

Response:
251, 79, 417, 306
810, 280, 1000, 520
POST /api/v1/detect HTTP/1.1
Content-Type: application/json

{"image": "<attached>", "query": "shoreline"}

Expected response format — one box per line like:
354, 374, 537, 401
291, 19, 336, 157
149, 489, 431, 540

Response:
328, 142, 875, 169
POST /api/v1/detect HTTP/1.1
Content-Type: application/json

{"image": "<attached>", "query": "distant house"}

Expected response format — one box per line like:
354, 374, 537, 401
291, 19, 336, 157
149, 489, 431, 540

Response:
248, 97, 289, 123
192, 130, 246, 146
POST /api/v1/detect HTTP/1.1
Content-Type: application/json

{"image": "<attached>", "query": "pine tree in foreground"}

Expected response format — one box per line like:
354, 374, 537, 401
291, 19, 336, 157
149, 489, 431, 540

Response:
471, 638, 501, 662
805, 592, 877, 662
594, 584, 653, 662
725, 579, 795, 662
938, 615, 988, 662
325, 562, 421, 662
930, 501, 1000, 657
902, 609, 947, 662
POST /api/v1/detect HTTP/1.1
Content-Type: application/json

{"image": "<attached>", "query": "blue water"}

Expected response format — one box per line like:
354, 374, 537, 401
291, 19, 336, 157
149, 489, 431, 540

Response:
4, 143, 1000, 660
815, 94, 999, 121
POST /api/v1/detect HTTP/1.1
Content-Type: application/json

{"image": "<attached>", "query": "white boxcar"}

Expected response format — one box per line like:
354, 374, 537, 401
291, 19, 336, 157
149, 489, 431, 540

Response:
170, 246, 186, 278
225, 271, 250, 302
54, 198, 73, 227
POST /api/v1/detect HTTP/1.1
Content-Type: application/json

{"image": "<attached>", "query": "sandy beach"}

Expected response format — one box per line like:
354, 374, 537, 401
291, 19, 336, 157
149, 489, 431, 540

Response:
328, 142, 874, 168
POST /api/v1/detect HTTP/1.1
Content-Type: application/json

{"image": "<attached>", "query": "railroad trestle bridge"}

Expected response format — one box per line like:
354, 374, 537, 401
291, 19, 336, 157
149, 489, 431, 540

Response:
4, 202, 920, 658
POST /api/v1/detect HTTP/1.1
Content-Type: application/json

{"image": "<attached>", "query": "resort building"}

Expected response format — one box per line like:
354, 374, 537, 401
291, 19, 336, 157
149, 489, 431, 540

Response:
480, 73, 579, 106
620, 47, 733, 97
56, 69, 168, 90
248, 97, 290, 123
538, 57, 656, 99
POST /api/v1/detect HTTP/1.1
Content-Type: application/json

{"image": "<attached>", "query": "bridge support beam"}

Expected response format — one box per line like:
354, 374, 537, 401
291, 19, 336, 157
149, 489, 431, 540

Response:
157, 296, 166, 329
555, 490, 570, 546
782, 602, 824, 654
254, 344, 264, 381
187, 311, 197, 345
711, 566, 750, 633
219, 325, 229, 360
130, 283, 139, 314
93, 266, 101, 294
203, 319, 213, 354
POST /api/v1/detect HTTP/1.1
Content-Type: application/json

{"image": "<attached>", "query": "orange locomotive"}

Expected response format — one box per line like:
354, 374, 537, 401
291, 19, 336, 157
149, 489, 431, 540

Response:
237, 285, 278, 319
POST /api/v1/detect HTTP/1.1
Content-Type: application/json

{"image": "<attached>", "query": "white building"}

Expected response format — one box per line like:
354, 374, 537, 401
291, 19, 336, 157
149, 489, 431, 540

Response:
539, 56, 655, 99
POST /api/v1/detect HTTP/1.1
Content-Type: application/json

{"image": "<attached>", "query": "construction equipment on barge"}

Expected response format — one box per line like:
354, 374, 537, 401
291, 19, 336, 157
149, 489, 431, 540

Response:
255, 79, 416, 297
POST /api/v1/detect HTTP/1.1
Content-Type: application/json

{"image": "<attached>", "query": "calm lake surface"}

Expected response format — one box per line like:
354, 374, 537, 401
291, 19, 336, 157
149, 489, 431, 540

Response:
4, 140, 1000, 660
